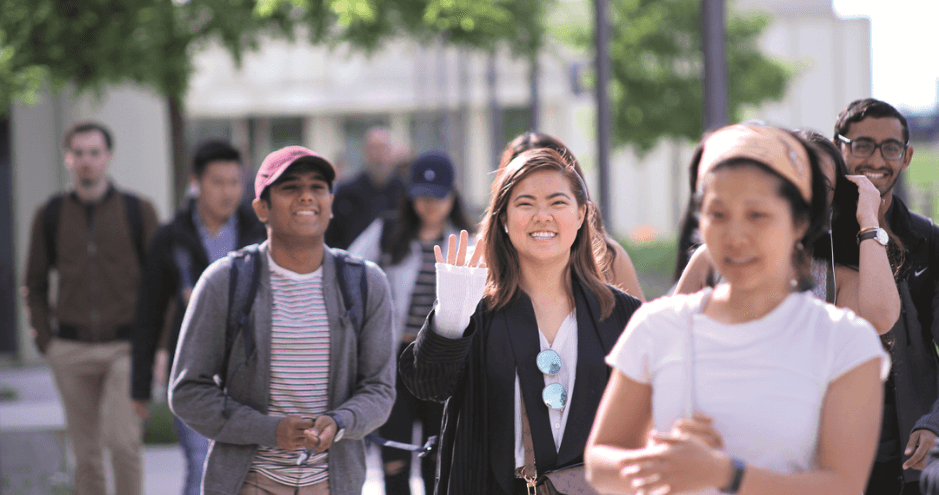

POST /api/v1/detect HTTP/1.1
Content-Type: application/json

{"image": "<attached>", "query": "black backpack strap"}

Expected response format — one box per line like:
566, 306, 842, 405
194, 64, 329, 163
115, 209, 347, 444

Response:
333, 249, 369, 335
122, 192, 146, 267
221, 244, 262, 389
43, 194, 65, 267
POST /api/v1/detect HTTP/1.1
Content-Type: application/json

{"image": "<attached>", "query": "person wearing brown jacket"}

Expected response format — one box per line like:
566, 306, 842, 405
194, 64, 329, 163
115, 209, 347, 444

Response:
22, 121, 159, 495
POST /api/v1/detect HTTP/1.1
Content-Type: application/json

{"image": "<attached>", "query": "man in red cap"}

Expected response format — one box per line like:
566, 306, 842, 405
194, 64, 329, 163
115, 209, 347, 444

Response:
169, 146, 396, 495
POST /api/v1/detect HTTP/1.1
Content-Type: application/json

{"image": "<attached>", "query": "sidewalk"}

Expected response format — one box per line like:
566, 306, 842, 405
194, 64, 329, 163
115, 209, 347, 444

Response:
0, 364, 422, 494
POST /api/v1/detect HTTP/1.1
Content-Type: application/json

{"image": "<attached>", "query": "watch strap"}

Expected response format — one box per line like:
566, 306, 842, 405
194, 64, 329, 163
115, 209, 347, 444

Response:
857, 228, 887, 246
720, 457, 746, 493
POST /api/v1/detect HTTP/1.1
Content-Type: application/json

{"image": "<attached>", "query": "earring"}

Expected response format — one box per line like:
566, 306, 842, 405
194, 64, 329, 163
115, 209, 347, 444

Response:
795, 241, 804, 251
504, 225, 509, 234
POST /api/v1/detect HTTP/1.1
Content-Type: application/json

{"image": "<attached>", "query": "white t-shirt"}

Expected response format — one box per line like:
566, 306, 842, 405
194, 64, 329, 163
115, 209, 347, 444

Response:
607, 289, 889, 494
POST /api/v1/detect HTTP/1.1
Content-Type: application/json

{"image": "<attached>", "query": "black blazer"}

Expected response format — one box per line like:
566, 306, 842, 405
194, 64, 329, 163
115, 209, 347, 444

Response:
399, 277, 642, 495
882, 196, 939, 484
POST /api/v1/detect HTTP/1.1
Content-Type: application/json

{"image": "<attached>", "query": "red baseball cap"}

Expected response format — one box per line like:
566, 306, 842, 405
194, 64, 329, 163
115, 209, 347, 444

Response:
254, 146, 336, 199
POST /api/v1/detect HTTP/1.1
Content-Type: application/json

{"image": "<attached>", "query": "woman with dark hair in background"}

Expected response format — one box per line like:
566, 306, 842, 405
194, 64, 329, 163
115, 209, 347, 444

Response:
499, 131, 646, 301
586, 123, 889, 495
674, 129, 900, 332
349, 150, 474, 495
399, 148, 641, 494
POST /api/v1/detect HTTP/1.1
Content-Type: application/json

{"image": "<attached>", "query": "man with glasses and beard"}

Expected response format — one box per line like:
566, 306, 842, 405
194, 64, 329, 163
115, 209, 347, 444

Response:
835, 98, 939, 495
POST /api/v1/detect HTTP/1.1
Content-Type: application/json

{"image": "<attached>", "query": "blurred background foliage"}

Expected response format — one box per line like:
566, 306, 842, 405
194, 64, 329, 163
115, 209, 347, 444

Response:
558, 0, 790, 153
0, 0, 790, 154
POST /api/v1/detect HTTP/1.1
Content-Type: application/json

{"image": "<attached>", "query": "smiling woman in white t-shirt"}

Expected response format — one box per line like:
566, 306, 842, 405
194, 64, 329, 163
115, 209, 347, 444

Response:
585, 123, 890, 495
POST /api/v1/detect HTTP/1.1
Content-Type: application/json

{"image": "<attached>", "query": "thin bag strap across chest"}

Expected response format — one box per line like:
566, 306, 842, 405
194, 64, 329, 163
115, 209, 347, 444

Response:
685, 293, 712, 418
517, 389, 538, 483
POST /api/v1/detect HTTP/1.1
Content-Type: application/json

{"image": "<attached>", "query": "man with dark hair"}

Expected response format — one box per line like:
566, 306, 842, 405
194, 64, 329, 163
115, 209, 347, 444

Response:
132, 139, 265, 495
325, 126, 406, 249
23, 121, 159, 495
169, 145, 396, 494
63, 121, 114, 151
835, 98, 939, 495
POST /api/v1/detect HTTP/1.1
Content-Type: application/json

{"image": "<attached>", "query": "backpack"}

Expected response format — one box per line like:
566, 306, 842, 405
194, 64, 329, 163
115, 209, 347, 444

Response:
219, 243, 435, 454
218, 244, 368, 389
43, 192, 147, 267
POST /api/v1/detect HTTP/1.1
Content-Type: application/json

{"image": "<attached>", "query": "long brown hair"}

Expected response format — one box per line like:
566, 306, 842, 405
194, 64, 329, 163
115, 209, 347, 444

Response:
481, 147, 615, 319
498, 131, 618, 282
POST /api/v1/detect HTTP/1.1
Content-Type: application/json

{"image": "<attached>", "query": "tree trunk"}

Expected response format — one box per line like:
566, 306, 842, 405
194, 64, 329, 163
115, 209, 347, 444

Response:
168, 94, 188, 208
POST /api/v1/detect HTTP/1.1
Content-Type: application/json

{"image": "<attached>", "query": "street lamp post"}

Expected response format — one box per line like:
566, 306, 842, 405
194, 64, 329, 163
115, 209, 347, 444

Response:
702, 0, 728, 131
595, 0, 612, 226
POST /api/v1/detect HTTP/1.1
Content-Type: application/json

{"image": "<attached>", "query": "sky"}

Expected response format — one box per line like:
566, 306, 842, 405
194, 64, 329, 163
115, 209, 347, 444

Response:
832, 0, 939, 113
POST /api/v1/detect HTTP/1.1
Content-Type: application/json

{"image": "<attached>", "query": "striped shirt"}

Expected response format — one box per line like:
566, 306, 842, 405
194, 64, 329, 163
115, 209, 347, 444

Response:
249, 254, 330, 486
403, 239, 440, 339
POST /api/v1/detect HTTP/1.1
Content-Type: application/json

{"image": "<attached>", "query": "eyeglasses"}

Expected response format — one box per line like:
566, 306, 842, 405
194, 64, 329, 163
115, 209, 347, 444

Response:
837, 134, 907, 161
536, 349, 567, 410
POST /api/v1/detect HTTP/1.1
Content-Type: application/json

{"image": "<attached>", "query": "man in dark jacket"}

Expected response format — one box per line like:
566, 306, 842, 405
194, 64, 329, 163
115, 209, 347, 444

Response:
835, 99, 939, 495
324, 126, 405, 249
132, 140, 265, 495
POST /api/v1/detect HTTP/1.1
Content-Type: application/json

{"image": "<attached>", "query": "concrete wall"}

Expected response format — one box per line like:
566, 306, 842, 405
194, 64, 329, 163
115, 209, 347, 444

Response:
11, 85, 172, 364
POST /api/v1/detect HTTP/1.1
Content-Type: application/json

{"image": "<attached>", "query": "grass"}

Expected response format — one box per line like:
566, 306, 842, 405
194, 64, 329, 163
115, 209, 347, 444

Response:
143, 400, 178, 445
904, 146, 939, 220
619, 236, 678, 300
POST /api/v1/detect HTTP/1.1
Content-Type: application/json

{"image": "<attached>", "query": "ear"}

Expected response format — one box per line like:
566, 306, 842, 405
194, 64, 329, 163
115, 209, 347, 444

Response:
794, 217, 809, 243
577, 204, 587, 230
252, 198, 269, 223
901, 145, 914, 173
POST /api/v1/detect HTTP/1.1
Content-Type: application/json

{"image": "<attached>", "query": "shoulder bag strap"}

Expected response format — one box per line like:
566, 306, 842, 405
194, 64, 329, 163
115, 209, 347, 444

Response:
43, 194, 64, 267
517, 389, 538, 482
685, 293, 711, 418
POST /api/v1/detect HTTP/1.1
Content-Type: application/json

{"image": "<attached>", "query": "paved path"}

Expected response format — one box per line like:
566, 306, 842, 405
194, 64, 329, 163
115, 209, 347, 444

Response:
1, 365, 423, 495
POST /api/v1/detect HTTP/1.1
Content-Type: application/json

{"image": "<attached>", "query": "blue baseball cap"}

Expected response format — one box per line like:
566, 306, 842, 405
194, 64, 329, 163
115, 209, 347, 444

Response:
408, 150, 455, 199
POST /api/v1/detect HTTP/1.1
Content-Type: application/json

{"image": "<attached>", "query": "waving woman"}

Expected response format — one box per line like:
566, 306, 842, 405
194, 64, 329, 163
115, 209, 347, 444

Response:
398, 148, 642, 494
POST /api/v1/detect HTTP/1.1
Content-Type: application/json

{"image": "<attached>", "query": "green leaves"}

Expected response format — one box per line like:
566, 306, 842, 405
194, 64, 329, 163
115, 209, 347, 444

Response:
251, 0, 549, 53
573, 0, 791, 153
0, 0, 554, 112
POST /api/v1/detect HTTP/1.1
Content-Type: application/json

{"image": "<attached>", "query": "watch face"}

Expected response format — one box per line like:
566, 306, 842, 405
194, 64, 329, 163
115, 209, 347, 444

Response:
875, 229, 889, 245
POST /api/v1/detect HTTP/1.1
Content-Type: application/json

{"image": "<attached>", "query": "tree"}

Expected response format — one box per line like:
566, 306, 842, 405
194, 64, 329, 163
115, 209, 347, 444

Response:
0, 0, 554, 203
561, 0, 790, 153
0, 0, 301, 202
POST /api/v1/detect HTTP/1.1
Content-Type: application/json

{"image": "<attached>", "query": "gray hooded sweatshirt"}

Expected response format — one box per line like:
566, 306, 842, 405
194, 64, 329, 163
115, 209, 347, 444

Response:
169, 241, 396, 495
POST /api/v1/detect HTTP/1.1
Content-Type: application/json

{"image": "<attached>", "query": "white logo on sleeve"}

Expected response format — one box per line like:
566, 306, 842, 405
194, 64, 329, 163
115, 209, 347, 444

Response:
915, 267, 927, 277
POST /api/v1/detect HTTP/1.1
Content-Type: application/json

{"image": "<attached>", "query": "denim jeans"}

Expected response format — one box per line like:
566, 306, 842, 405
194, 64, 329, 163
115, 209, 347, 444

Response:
173, 416, 210, 495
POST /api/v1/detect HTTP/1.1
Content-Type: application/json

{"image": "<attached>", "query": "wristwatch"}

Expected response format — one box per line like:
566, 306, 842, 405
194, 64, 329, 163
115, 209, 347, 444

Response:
857, 227, 889, 246
720, 457, 746, 493
327, 413, 345, 442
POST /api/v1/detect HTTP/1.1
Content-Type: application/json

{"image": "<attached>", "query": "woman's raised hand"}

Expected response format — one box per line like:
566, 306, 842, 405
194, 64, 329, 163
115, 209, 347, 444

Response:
845, 175, 883, 228
435, 230, 486, 268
